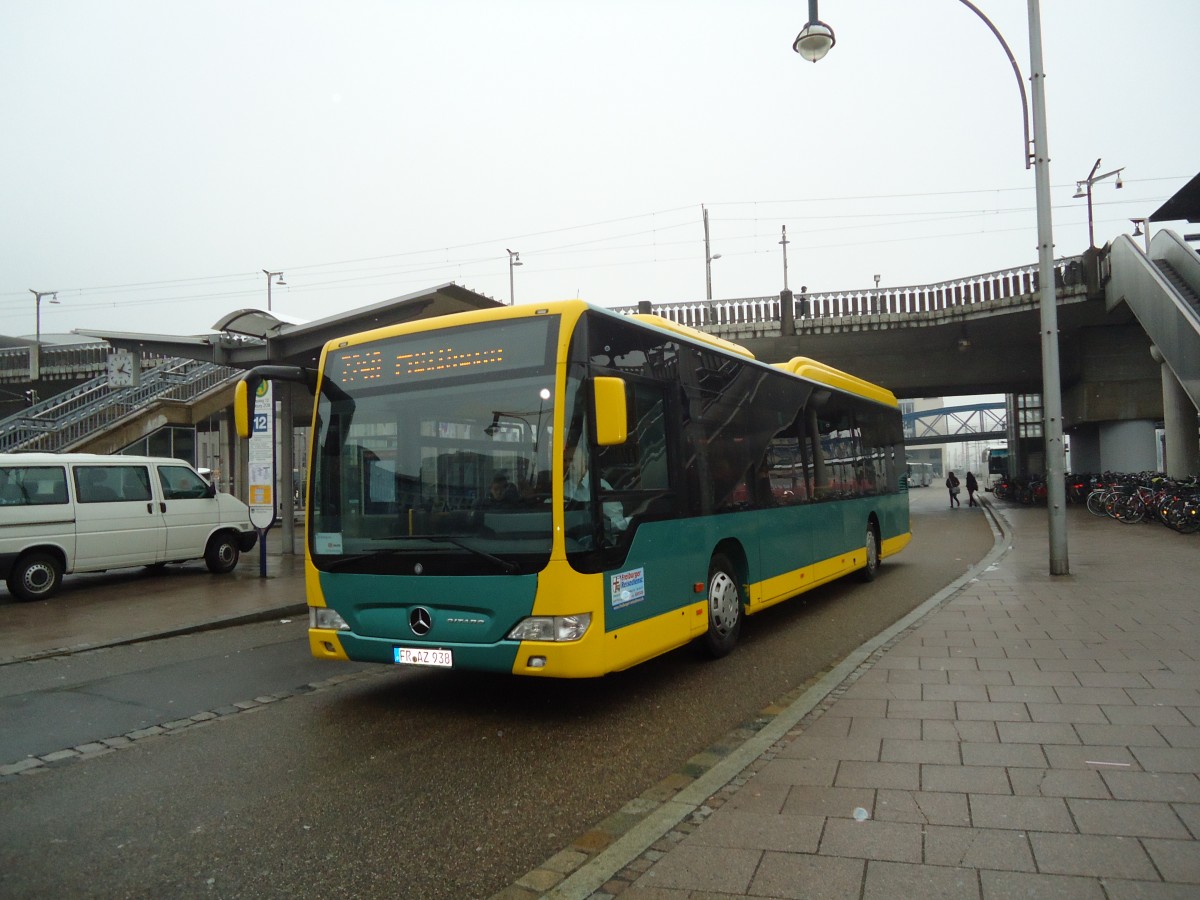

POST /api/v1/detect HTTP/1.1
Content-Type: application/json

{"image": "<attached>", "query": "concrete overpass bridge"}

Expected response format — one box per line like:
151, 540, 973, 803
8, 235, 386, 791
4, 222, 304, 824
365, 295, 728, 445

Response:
614, 229, 1200, 477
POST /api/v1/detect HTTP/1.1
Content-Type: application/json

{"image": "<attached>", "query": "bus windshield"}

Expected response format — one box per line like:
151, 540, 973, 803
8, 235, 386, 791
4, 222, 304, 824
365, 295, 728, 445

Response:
308, 316, 559, 575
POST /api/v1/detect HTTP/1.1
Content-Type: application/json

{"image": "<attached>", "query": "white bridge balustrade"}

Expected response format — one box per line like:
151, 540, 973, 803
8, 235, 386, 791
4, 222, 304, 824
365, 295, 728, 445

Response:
613, 256, 1086, 338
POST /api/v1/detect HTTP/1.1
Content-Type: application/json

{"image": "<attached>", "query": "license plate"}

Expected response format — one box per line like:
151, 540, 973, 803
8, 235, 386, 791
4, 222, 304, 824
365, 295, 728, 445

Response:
394, 647, 453, 668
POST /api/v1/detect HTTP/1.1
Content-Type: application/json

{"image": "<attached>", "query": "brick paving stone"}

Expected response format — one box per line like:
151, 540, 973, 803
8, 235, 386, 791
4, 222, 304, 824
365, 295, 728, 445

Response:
777, 736, 881, 763
956, 701, 1031, 722
719, 780, 789, 814
1102, 880, 1200, 900
873, 789, 970, 826
922, 683, 990, 702
1127, 689, 1200, 707
1129, 746, 1200, 773
1029, 833, 1158, 879
948, 669, 1013, 686
1025, 703, 1107, 724
863, 860, 980, 900
981, 869, 1106, 899
886, 699, 957, 720
636, 843, 761, 894
922, 765, 1011, 795
835, 760, 920, 791
922, 720, 999, 744
880, 738, 961, 765
1143, 837, 1200, 883
848, 717, 921, 741
823, 698, 888, 718
1043, 744, 1137, 770
781, 785, 877, 819
1076, 672, 1153, 689
1009, 670, 1081, 687
819, 818, 923, 863
995, 721, 1080, 745
1076, 724, 1169, 747
923, 823, 1036, 871
683, 810, 823, 854
1171, 802, 1200, 838
960, 741, 1047, 768
986, 684, 1058, 703
1143, 722, 1200, 743
842, 681, 922, 701
1102, 771, 1200, 803
884, 668, 949, 684
748, 852, 864, 900
969, 794, 1074, 832
755, 757, 839, 787
1006, 768, 1111, 799
1067, 798, 1191, 838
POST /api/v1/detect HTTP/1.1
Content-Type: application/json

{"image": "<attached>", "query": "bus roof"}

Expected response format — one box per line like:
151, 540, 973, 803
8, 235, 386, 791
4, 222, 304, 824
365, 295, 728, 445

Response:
772, 357, 899, 408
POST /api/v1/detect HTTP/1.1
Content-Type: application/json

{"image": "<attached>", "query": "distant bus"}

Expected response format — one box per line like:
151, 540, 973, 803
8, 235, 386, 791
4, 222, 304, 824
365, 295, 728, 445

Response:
906, 461, 934, 487
235, 300, 911, 678
984, 447, 1009, 490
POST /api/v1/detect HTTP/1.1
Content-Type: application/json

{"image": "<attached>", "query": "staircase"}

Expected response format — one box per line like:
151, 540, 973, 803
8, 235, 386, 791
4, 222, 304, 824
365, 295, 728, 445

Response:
0, 358, 239, 453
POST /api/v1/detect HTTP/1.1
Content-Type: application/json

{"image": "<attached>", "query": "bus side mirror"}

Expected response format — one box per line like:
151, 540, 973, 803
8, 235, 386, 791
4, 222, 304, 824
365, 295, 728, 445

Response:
593, 376, 628, 446
234, 374, 263, 440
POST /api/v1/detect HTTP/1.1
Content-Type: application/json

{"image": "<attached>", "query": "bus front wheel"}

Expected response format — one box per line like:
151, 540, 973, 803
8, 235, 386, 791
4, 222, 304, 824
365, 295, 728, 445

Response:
859, 524, 880, 582
701, 553, 743, 658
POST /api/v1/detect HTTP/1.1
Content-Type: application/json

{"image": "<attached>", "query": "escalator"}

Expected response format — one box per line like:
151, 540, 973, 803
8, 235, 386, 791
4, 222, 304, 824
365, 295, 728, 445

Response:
1106, 229, 1200, 408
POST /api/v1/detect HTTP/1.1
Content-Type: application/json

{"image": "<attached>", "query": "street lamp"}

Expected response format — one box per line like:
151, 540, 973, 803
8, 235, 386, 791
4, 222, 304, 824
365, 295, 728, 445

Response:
1072, 158, 1124, 249
507, 249, 522, 305
702, 206, 722, 300
1130, 217, 1150, 254
796, 0, 1069, 575
793, 0, 835, 62
262, 270, 286, 312
29, 289, 59, 381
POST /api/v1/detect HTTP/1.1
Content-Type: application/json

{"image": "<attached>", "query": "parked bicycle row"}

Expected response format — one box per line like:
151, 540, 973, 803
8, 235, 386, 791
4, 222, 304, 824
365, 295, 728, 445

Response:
1082, 472, 1199, 534
989, 471, 1199, 535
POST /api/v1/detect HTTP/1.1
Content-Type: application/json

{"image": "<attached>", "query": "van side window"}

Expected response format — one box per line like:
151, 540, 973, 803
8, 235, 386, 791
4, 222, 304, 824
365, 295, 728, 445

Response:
159, 466, 209, 500
75, 466, 152, 503
0, 466, 69, 506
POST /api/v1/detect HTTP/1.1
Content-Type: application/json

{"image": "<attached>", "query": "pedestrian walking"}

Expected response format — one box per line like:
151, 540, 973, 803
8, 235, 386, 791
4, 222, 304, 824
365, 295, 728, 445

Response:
946, 470, 961, 507
965, 471, 979, 507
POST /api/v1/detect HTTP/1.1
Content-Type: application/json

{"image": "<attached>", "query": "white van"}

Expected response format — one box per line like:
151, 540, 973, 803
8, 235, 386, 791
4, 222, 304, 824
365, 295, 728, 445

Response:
0, 453, 258, 602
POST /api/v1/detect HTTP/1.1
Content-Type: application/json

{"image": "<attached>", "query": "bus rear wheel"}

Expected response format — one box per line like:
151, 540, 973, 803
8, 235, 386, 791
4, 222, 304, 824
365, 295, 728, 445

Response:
701, 553, 743, 658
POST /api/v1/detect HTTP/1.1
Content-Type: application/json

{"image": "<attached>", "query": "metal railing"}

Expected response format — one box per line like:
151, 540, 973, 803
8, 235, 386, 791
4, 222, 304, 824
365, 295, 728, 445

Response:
0, 358, 239, 453
612, 256, 1085, 330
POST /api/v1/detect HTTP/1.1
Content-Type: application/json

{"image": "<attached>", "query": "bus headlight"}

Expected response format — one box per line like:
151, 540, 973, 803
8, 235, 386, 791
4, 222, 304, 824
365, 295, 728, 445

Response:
507, 613, 592, 642
310, 606, 350, 631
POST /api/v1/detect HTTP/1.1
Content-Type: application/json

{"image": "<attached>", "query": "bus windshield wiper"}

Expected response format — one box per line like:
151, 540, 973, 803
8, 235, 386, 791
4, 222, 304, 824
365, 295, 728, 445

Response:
371, 535, 521, 574
414, 536, 520, 574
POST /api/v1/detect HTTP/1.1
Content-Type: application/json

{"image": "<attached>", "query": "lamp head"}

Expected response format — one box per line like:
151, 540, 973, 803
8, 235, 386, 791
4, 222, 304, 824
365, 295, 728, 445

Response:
1131, 219, 1144, 236
793, 21, 835, 62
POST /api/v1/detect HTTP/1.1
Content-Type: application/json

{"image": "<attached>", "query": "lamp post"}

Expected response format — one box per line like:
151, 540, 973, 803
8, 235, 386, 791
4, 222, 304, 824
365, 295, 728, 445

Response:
1073, 159, 1124, 249
507, 249, 522, 305
702, 206, 722, 300
29, 289, 59, 381
262, 270, 285, 312
795, 0, 1069, 575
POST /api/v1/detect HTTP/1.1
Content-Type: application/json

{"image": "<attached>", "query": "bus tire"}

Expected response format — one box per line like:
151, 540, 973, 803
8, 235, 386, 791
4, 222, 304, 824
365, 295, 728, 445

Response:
205, 532, 240, 574
7, 551, 63, 602
701, 553, 743, 658
858, 524, 880, 582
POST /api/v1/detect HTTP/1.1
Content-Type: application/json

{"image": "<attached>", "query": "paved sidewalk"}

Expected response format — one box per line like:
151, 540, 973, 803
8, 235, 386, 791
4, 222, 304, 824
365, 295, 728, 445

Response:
530, 501, 1200, 899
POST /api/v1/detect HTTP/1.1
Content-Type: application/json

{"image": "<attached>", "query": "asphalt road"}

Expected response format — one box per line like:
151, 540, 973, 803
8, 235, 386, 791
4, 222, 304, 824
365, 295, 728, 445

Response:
0, 488, 992, 899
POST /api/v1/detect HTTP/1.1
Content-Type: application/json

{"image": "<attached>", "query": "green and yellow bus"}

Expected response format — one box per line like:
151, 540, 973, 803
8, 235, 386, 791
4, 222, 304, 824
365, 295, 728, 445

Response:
236, 300, 910, 677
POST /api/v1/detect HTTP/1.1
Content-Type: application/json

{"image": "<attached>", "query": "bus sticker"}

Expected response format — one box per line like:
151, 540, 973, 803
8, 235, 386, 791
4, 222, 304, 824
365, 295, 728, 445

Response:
610, 568, 646, 609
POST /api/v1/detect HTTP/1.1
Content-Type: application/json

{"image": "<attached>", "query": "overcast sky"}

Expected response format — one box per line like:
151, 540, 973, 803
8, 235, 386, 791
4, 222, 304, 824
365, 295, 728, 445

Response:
2, 0, 1196, 342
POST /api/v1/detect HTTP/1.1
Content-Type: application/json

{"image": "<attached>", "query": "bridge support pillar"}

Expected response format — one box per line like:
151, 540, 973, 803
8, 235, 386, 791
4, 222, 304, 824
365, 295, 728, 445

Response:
1154, 345, 1200, 479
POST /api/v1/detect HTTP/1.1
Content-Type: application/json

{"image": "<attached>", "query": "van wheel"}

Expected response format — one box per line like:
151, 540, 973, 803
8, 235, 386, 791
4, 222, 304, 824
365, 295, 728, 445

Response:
859, 524, 880, 582
205, 533, 240, 574
700, 553, 743, 658
7, 552, 63, 602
